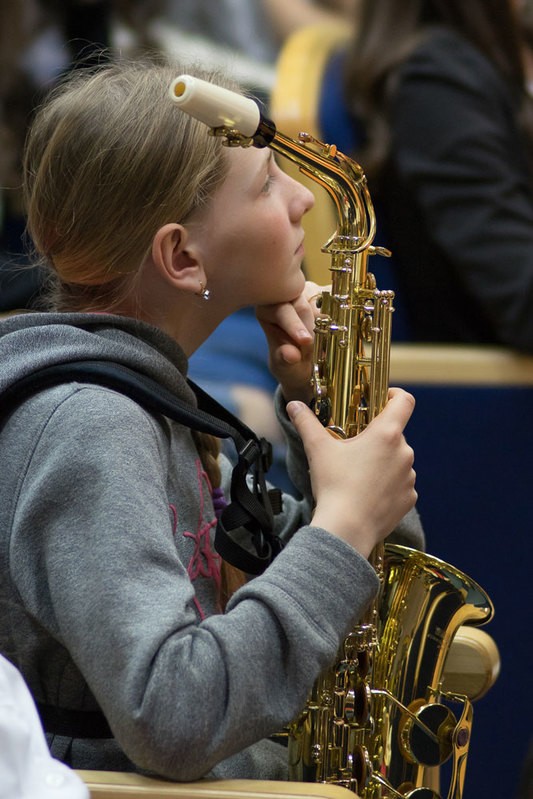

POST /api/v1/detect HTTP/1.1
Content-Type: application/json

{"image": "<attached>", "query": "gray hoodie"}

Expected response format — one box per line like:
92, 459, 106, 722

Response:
0, 311, 424, 782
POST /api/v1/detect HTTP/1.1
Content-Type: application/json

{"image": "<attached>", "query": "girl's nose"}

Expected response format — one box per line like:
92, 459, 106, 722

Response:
290, 177, 315, 221
301, 183, 315, 214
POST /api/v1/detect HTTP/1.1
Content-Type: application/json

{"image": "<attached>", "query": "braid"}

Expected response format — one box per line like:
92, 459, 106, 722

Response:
194, 429, 222, 488
192, 430, 247, 610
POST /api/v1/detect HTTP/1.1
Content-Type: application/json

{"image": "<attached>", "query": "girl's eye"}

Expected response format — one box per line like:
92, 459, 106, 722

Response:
262, 174, 274, 193
261, 156, 280, 193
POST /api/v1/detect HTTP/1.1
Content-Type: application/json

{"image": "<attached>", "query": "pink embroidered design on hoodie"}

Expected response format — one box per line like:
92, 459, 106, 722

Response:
169, 459, 223, 619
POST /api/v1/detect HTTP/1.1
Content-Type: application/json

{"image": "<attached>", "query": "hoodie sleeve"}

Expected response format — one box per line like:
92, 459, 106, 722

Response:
8, 384, 379, 781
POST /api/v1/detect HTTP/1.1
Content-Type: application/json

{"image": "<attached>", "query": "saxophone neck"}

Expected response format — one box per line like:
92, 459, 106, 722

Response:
268, 130, 376, 254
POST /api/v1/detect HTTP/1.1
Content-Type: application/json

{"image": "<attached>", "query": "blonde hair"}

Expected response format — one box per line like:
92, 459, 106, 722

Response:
23, 58, 232, 311
23, 57, 248, 603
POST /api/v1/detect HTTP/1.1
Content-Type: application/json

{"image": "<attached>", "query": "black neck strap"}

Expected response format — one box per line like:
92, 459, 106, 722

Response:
0, 360, 283, 574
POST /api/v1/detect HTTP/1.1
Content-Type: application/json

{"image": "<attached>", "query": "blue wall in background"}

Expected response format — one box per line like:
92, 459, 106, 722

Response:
402, 383, 532, 799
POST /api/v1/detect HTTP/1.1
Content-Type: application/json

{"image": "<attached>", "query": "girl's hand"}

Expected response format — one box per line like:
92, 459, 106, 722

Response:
287, 388, 417, 558
256, 281, 323, 403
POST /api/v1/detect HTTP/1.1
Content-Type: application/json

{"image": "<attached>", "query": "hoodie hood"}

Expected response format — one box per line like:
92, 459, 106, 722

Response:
0, 312, 195, 405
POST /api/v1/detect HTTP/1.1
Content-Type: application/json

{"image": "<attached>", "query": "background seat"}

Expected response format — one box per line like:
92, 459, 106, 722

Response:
77, 773, 356, 798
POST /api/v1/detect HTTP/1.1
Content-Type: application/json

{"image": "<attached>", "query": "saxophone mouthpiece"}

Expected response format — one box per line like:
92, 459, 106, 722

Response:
169, 74, 261, 138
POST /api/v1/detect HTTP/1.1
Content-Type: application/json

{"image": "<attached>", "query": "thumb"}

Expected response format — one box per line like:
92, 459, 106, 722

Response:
373, 387, 416, 433
286, 400, 325, 449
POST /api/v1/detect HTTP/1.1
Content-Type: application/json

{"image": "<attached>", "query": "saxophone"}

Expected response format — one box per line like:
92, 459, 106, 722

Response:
169, 75, 495, 799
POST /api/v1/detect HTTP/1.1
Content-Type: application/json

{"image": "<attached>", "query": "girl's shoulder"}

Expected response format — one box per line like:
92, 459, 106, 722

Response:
400, 26, 507, 95
3, 380, 175, 465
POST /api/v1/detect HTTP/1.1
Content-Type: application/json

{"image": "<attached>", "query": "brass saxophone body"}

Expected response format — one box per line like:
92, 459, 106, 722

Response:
169, 76, 494, 799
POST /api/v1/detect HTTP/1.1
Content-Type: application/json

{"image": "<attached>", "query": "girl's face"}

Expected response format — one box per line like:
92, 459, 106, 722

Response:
191, 145, 315, 310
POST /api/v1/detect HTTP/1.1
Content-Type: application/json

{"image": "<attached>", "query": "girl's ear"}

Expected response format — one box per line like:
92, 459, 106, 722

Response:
150, 223, 206, 293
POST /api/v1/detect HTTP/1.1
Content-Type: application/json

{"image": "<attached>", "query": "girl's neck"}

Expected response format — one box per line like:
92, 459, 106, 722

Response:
114, 294, 229, 357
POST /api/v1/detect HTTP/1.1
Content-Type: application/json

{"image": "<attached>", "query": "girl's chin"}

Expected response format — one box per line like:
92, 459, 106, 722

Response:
281, 276, 307, 303
255, 268, 306, 306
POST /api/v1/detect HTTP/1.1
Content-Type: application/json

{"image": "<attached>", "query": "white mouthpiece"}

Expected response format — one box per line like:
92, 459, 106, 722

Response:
169, 75, 261, 138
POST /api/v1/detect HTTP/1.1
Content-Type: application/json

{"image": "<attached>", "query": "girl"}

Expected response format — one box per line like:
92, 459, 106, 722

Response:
0, 59, 421, 782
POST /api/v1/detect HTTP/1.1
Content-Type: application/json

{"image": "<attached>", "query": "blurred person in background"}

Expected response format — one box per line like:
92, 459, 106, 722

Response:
0, 0, 161, 312
340, 0, 533, 352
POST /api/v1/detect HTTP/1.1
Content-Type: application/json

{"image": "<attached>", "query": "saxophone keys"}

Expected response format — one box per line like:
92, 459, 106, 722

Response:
398, 700, 457, 767
352, 744, 373, 795
357, 648, 372, 678
343, 624, 376, 658
352, 680, 372, 725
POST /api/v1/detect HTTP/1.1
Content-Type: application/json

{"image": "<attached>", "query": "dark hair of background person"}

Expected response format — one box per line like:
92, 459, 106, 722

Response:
1, 0, 112, 199
0, 0, 164, 312
0, 0, 112, 310
343, 0, 533, 180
